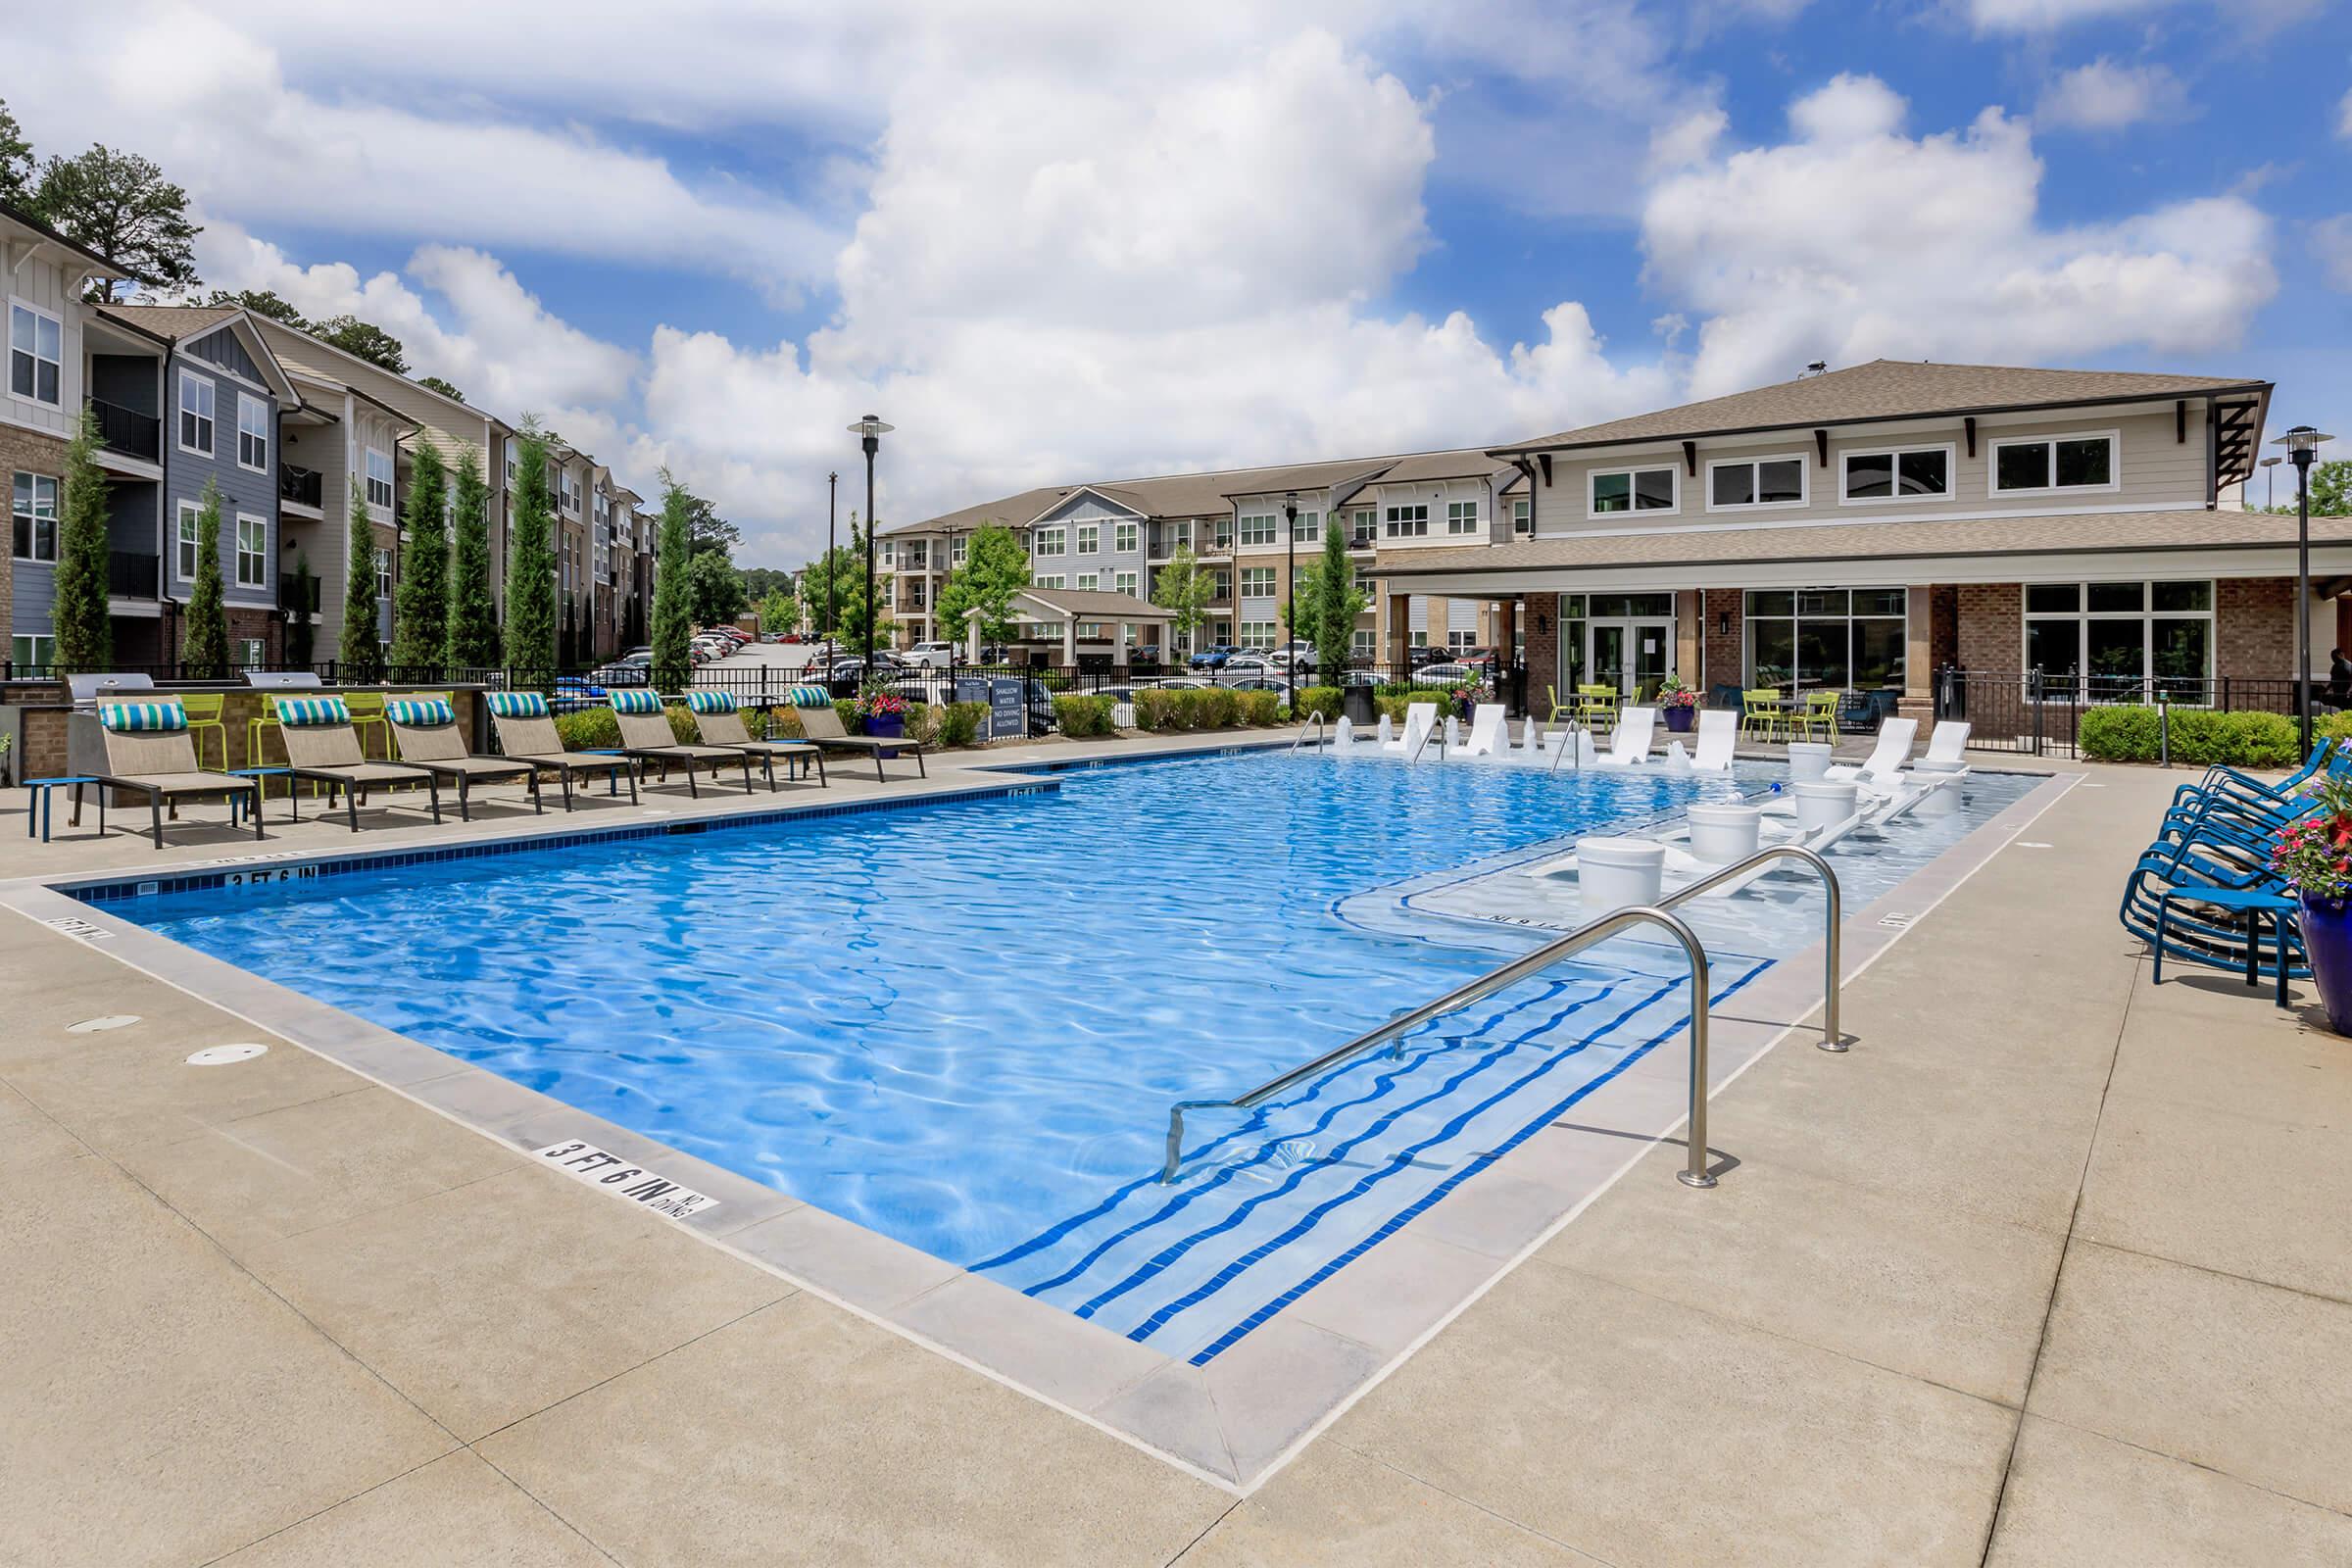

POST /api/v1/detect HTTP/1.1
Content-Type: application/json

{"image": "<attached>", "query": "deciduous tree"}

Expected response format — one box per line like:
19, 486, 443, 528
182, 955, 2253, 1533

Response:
936, 521, 1030, 652
1151, 543, 1212, 653
312, 315, 407, 373
31, 145, 199, 300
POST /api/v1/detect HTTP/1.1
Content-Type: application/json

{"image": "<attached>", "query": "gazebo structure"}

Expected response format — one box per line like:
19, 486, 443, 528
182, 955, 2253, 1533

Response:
965, 586, 1176, 667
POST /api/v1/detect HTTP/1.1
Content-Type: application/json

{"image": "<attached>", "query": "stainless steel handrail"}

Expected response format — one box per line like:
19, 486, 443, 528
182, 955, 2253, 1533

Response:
1548, 716, 1584, 774
1288, 711, 1328, 753
1155, 841, 1844, 1185
1407, 714, 1446, 764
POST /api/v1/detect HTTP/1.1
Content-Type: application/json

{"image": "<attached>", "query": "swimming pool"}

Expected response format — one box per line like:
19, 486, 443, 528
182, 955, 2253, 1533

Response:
113, 751, 2030, 1363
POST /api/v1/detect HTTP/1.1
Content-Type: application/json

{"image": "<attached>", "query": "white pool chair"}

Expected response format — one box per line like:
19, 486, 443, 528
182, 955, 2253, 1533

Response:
1690, 710, 1736, 772
1597, 706, 1655, 765
1925, 719, 1971, 765
1460, 704, 1508, 758
1382, 702, 1438, 759
1824, 716, 1916, 789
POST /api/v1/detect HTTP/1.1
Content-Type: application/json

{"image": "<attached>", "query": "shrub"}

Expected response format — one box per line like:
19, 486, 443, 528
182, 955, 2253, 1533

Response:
1236, 689, 1280, 725
1375, 690, 1457, 723
1293, 685, 1344, 721
553, 703, 697, 750
2079, 704, 2300, 767
1134, 688, 1186, 731
939, 701, 988, 746
833, 699, 860, 734
1054, 694, 1116, 737
1193, 687, 1240, 728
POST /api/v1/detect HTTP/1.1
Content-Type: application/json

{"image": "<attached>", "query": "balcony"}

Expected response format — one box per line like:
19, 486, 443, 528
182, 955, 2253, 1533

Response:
107, 550, 159, 599
279, 465, 324, 512
279, 571, 321, 613
87, 399, 161, 464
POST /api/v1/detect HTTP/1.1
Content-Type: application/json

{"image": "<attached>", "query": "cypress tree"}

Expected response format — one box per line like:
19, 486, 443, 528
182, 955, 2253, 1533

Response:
388, 442, 448, 676
445, 445, 498, 670
339, 471, 385, 682
502, 426, 557, 683
649, 468, 694, 689
286, 548, 316, 666
182, 477, 229, 678
49, 408, 111, 671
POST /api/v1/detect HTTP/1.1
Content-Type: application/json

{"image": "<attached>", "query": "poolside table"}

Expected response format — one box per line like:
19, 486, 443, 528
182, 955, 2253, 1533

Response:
226, 767, 295, 827
2150, 884, 2299, 1008
23, 775, 100, 842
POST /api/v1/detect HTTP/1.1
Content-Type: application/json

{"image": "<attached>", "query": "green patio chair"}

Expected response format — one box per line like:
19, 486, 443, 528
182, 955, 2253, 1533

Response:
1573, 683, 1618, 732
1795, 688, 1840, 743
177, 692, 229, 771
1740, 688, 1785, 742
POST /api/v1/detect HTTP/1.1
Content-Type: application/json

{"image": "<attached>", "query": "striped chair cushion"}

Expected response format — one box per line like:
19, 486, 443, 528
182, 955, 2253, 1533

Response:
685, 690, 737, 715
486, 691, 550, 719
385, 698, 456, 728
274, 696, 352, 728
610, 688, 664, 715
98, 700, 187, 733
787, 684, 832, 709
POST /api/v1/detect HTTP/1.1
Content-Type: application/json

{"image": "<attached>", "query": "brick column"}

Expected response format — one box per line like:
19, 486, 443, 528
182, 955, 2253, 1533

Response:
1522, 593, 1559, 708
1702, 588, 1742, 697
1385, 592, 1409, 665
1674, 590, 1701, 686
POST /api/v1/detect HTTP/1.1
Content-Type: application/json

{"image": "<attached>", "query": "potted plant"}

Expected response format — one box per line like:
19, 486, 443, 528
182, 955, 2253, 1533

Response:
1658, 678, 1699, 733
856, 685, 907, 756
2273, 772, 2352, 1034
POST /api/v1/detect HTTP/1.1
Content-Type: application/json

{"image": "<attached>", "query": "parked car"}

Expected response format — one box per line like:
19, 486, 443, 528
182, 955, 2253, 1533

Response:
826, 653, 908, 695
1189, 644, 1242, 670
1219, 655, 1278, 678
1269, 641, 1317, 670
589, 651, 653, 686
551, 675, 606, 714
1128, 645, 1161, 669
704, 625, 753, 646
1408, 662, 1487, 687
904, 640, 958, 669
1221, 677, 1294, 697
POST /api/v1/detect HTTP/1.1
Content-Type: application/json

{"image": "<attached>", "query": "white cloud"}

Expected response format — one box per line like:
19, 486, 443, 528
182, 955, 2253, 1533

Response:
1642, 75, 2276, 397
2339, 87, 2352, 139
1959, 0, 2175, 29
2036, 59, 2190, 130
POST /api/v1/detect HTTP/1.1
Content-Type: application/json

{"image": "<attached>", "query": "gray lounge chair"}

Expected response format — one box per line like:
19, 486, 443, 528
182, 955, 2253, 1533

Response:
273, 695, 442, 830
384, 698, 542, 820
682, 692, 826, 792
82, 700, 263, 850
608, 690, 754, 797
484, 692, 637, 808
796, 702, 926, 782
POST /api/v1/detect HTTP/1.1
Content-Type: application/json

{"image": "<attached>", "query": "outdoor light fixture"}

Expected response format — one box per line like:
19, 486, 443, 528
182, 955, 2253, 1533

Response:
848, 416, 894, 674
2273, 425, 2336, 754
1285, 490, 1299, 656
825, 470, 838, 646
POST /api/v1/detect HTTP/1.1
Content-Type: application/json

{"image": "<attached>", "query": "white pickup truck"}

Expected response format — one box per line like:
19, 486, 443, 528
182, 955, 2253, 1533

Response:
903, 641, 958, 669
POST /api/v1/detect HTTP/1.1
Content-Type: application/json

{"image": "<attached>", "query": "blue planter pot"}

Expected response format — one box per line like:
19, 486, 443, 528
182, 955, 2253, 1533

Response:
863, 710, 904, 758
1663, 706, 1695, 733
2300, 894, 2352, 1035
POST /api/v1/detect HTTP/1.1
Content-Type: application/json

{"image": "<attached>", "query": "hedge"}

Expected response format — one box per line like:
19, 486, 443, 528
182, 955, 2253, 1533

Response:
1053, 694, 1116, 737
1292, 685, 1344, 721
554, 704, 697, 749
2078, 704, 2301, 767
1374, 690, 1461, 723
1132, 686, 1254, 731
938, 701, 988, 746
1236, 689, 1280, 726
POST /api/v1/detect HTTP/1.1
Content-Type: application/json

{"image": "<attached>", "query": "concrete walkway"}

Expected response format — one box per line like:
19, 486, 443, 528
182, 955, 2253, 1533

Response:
3, 758, 2347, 1563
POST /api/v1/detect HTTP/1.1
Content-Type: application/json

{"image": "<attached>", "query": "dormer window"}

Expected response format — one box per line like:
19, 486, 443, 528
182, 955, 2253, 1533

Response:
1992, 432, 2117, 496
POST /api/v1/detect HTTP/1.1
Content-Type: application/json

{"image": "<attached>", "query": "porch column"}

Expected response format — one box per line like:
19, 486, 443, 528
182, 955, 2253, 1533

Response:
1386, 592, 1410, 665
1062, 616, 1077, 665
1674, 591, 1701, 685
1115, 625, 1130, 668
965, 612, 982, 663
1900, 584, 1936, 725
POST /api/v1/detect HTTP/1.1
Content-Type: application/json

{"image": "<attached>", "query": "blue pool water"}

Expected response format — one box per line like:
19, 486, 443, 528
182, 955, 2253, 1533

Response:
116, 752, 2020, 1362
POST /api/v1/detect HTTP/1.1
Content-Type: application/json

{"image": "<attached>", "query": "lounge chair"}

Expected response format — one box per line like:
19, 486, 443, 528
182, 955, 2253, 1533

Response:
383, 698, 543, 820
1690, 709, 1736, 771
683, 691, 828, 791
1459, 703, 1508, 758
1924, 719, 1972, 765
794, 700, 929, 782
608, 688, 755, 797
1824, 717, 1917, 790
1380, 702, 1439, 760
1597, 706, 1656, 765
484, 691, 637, 808
272, 695, 443, 830
82, 699, 264, 850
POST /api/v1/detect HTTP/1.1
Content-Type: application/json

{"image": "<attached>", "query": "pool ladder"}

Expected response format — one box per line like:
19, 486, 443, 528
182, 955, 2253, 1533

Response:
1288, 711, 1329, 753
1158, 844, 1844, 1187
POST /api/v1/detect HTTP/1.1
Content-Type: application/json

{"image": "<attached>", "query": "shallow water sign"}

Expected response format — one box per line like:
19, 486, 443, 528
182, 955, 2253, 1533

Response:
532, 1140, 721, 1221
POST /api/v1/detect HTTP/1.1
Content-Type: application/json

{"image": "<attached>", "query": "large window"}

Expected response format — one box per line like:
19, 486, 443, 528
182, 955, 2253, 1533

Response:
1512, 498, 1532, 537
1241, 566, 1276, 598
1744, 588, 1907, 691
12, 632, 55, 668
1116, 521, 1140, 553
366, 447, 395, 510
1076, 572, 1099, 591
1291, 510, 1318, 543
1075, 523, 1099, 554
1589, 465, 1676, 516
1707, 455, 1805, 511
2024, 580, 2211, 702
237, 394, 269, 472
1350, 507, 1376, 546
10, 303, 62, 407
176, 502, 202, 580
1239, 513, 1277, 546
236, 515, 267, 587
1114, 570, 1139, 597
1841, 444, 1950, 503
1446, 500, 1480, 535
1992, 431, 2117, 495
1034, 526, 1065, 558
1384, 504, 1429, 538
1239, 620, 1277, 650
12, 471, 57, 562
179, 371, 215, 455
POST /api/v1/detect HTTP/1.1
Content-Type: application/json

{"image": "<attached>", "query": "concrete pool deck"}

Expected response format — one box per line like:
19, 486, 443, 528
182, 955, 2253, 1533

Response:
4, 746, 2349, 1562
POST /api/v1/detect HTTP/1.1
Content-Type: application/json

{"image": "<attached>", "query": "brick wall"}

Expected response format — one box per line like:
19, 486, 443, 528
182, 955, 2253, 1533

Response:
2216, 576, 2295, 680
0, 423, 74, 654
1954, 583, 2023, 670
1521, 592, 1558, 699
1701, 588, 1741, 694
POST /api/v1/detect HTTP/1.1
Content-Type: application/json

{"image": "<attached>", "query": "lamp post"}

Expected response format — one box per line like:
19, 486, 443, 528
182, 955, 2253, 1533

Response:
1283, 490, 1298, 665
825, 470, 838, 650
848, 416, 894, 676
2261, 454, 2282, 513
2275, 425, 2336, 754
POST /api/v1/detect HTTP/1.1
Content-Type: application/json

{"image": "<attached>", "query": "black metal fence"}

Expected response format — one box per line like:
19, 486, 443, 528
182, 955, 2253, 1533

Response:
1935, 666, 2314, 756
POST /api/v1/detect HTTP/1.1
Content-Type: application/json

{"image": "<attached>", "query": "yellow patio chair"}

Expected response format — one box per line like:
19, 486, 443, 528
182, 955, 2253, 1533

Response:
177, 692, 229, 771
341, 691, 390, 760
1796, 688, 1840, 743
1740, 688, 1785, 742
1573, 683, 1618, 732
246, 693, 282, 769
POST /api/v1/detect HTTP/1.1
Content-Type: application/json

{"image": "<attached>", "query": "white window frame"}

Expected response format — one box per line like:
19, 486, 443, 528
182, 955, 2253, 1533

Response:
1239, 620, 1278, 651
1839, 441, 1955, 506
9, 300, 63, 408
235, 514, 267, 587
1115, 521, 1140, 553
374, 546, 392, 602
1239, 513, 1277, 547
1446, 499, 1481, 535
951, 536, 968, 565
1291, 510, 1319, 543
1988, 429, 2122, 498
237, 637, 265, 669
1586, 464, 1679, 519
1034, 526, 1066, 558
1036, 574, 1066, 590
1076, 571, 1099, 591
1114, 569, 1139, 597
1075, 522, 1099, 554
366, 447, 395, 512
2019, 579, 2213, 696
1704, 453, 1809, 514
176, 501, 202, 581
12, 632, 56, 668
1512, 497, 1533, 537
11, 471, 58, 563
235, 393, 270, 473
1384, 504, 1429, 539
178, 370, 216, 457
1240, 566, 1276, 599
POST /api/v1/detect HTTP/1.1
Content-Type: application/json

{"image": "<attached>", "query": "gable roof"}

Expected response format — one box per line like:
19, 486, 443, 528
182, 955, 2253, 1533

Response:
95, 304, 305, 406
1494, 360, 2273, 455
0, 199, 145, 281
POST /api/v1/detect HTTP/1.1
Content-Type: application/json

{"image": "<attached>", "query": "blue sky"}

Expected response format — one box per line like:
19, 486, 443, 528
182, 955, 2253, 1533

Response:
14, 0, 2348, 562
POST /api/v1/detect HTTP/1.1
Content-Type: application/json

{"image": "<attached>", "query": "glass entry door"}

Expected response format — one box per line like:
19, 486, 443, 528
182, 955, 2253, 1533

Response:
1587, 618, 1675, 700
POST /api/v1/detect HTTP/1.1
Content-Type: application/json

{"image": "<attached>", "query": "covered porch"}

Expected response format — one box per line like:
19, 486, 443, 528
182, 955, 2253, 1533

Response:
966, 586, 1176, 668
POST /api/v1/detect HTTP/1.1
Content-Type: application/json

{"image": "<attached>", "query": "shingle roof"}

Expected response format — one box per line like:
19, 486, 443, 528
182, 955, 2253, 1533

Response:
1363, 509, 2352, 577
0, 199, 144, 280
1494, 360, 2272, 454
95, 304, 247, 340
1013, 587, 1172, 619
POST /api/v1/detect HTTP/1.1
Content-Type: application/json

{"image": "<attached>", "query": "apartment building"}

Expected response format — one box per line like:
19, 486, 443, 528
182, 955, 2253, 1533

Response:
883, 447, 1525, 661
1368, 360, 2309, 721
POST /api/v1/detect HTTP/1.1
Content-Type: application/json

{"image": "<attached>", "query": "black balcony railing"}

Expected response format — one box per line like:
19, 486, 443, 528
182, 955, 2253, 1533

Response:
279, 571, 321, 613
87, 398, 161, 463
279, 465, 324, 509
107, 550, 159, 598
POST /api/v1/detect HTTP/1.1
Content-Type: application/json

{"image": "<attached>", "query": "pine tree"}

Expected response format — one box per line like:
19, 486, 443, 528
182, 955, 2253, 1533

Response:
49, 409, 111, 671
182, 477, 229, 678
286, 549, 316, 666
445, 446, 499, 670
650, 468, 695, 689
339, 471, 384, 682
503, 426, 558, 682
388, 442, 448, 676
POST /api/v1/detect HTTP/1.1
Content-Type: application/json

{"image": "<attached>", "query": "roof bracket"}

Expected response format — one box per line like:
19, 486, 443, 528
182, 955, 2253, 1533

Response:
1682, 440, 1696, 477
1814, 428, 1829, 467
1538, 453, 1552, 487
2177, 399, 2186, 444
1964, 416, 1976, 459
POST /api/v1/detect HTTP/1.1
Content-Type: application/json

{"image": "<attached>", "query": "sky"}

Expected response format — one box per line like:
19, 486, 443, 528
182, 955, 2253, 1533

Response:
8, 0, 2348, 563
